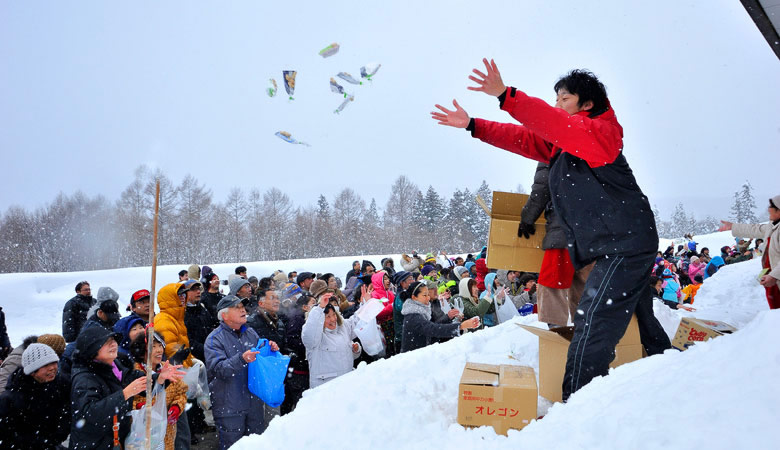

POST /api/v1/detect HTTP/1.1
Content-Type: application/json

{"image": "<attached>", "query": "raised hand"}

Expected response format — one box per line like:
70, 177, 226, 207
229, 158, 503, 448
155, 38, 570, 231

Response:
123, 376, 147, 400
467, 58, 506, 97
431, 100, 470, 128
158, 361, 185, 383
718, 220, 733, 232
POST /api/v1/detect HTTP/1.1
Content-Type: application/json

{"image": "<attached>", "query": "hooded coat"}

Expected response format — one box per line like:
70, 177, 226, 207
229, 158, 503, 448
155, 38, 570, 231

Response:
156, 283, 194, 368
732, 219, 780, 281
372, 272, 396, 323
0, 368, 71, 449
400, 299, 460, 353
703, 256, 725, 280
69, 327, 151, 449
474, 259, 489, 292
457, 278, 492, 329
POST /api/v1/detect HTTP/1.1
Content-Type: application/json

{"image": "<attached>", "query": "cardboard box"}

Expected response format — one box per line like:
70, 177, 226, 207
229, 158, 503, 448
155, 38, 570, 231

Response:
457, 363, 538, 435
519, 315, 642, 403
486, 191, 546, 272
671, 317, 737, 351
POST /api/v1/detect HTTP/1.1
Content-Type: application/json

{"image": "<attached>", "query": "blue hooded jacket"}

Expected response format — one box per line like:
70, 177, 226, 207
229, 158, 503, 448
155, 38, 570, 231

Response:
702, 256, 725, 280
113, 314, 145, 355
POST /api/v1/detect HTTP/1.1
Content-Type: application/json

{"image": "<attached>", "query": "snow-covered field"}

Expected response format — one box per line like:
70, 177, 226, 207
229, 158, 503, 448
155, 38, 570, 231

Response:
1, 230, 776, 449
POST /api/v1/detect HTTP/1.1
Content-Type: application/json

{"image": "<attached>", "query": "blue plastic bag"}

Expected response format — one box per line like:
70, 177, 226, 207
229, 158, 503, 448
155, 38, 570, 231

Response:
247, 338, 291, 408
518, 303, 535, 316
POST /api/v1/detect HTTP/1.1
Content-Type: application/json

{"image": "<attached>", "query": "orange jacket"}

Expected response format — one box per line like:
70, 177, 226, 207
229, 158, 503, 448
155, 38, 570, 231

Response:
155, 283, 194, 368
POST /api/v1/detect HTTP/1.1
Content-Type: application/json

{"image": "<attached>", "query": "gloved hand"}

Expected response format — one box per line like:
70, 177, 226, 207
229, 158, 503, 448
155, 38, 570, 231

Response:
517, 222, 536, 239
169, 347, 191, 366
167, 405, 181, 424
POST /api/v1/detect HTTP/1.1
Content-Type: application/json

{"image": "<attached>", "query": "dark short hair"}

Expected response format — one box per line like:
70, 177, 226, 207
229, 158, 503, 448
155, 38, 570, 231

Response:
295, 294, 312, 308
75, 281, 90, 293
258, 277, 273, 290
554, 69, 609, 116
235, 266, 247, 275
288, 271, 297, 278
319, 273, 334, 283
256, 288, 270, 300
178, 270, 188, 277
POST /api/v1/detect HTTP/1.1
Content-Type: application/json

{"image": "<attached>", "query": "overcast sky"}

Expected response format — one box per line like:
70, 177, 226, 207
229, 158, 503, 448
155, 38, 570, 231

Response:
1, 1, 778, 220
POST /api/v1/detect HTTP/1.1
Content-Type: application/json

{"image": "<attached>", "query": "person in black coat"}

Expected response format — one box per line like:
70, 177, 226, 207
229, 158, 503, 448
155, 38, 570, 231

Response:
182, 281, 218, 362
0, 343, 70, 449
0, 307, 10, 361
247, 289, 286, 348
61, 281, 95, 343
200, 272, 224, 322
400, 282, 479, 353
281, 295, 315, 415
69, 326, 183, 449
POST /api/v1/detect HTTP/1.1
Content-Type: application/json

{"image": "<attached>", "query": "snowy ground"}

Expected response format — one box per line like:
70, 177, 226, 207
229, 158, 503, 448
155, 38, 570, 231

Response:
1, 231, 776, 449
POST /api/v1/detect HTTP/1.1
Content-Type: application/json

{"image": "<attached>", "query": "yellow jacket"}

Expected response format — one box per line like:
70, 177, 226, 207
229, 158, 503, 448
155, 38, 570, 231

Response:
681, 284, 700, 304
155, 283, 194, 368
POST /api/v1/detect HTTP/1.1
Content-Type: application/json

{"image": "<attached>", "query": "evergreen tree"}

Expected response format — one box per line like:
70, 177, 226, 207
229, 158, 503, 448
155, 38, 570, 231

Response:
730, 181, 758, 223
670, 203, 688, 238
423, 186, 446, 233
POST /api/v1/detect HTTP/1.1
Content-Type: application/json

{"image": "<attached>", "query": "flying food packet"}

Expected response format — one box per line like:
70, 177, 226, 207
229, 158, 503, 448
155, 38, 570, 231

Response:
337, 72, 361, 85
275, 131, 311, 147
334, 94, 355, 114
360, 63, 381, 80
283, 70, 297, 99
319, 43, 340, 58
330, 78, 347, 97
267, 78, 278, 97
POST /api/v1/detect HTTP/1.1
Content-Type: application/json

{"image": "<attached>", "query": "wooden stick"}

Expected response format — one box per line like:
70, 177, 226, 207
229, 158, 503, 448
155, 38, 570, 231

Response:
145, 179, 160, 449
475, 194, 491, 216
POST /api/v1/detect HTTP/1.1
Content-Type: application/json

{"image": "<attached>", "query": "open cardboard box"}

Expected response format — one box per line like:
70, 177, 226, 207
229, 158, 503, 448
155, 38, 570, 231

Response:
671, 317, 737, 351
519, 315, 642, 402
486, 191, 546, 272
457, 363, 538, 435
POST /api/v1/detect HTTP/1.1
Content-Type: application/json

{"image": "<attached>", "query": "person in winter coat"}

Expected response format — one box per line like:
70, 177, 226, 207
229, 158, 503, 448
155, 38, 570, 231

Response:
474, 258, 488, 292
688, 256, 705, 282
69, 325, 181, 449
319, 273, 351, 314
432, 62, 670, 400
371, 271, 397, 357
281, 294, 315, 415
114, 289, 151, 338
342, 260, 375, 303
301, 291, 362, 388
518, 162, 595, 327
0, 335, 38, 395
229, 277, 255, 314
114, 315, 146, 370
0, 343, 70, 449
345, 260, 361, 286
0, 307, 10, 362
62, 281, 95, 343
458, 278, 492, 330
391, 271, 415, 353
205, 295, 279, 450
400, 282, 479, 353
128, 331, 188, 450
660, 269, 694, 311
60, 287, 123, 379
247, 289, 286, 351
401, 253, 424, 272
156, 282, 195, 369
201, 272, 224, 322
703, 256, 726, 280
182, 280, 217, 362
719, 195, 780, 309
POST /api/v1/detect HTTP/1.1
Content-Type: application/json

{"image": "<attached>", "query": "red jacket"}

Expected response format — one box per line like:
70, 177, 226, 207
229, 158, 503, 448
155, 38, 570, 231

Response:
472, 88, 623, 168
475, 259, 488, 291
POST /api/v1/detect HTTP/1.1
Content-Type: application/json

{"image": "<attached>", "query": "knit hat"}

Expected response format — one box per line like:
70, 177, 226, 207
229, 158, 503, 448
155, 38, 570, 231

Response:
454, 266, 469, 279
770, 195, 780, 210
96, 286, 119, 303
37, 334, 66, 358
229, 277, 251, 296
309, 279, 332, 298
393, 271, 413, 286
281, 283, 303, 300
22, 343, 60, 375
421, 265, 436, 276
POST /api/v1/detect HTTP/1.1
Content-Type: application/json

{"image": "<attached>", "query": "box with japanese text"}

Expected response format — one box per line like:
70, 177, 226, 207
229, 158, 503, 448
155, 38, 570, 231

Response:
486, 191, 546, 272
671, 317, 737, 351
519, 314, 642, 403
456, 363, 537, 435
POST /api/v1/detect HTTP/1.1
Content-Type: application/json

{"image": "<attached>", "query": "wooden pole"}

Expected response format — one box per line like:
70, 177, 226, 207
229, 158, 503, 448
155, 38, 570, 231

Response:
145, 180, 160, 449
475, 194, 491, 216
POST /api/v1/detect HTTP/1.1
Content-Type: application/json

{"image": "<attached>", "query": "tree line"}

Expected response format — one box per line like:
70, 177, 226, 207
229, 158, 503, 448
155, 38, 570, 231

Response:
0, 166, 495, 273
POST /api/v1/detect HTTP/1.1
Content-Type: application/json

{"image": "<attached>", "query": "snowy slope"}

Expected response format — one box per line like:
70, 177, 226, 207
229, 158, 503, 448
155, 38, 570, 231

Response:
233, 260, 775, 449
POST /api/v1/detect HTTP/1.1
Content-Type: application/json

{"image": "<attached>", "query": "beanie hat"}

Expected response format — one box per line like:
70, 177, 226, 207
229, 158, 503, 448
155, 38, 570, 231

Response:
421, 265, 436, 276
37, 334, 66, 358
282, 283, 302, 300
770, 195, 780, 210
229, 277, 251, 296
96, 286, 119, 303
454, 266, 469, 279
309, 279, 331, 298
22, 343, 60, 375
392, 271, 413, 286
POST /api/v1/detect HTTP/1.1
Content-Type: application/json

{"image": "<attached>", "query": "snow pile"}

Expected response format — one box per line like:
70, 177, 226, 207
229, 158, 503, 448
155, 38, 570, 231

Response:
234, 260, 774, 449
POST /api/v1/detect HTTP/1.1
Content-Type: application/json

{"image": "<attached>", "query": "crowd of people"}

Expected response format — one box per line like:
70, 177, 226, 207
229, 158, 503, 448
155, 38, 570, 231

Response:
0, 250, 545, 449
